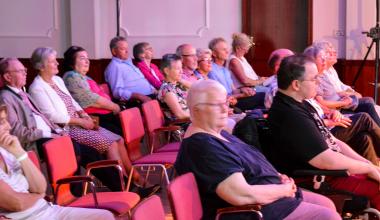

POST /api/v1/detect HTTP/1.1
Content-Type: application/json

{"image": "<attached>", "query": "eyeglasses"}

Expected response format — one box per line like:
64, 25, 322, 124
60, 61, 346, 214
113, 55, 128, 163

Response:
195, 100, 229, 108
199, 58, 212, 64
6, 68, 27, 74
301, 75, 319, 83
181, 54, 197, 57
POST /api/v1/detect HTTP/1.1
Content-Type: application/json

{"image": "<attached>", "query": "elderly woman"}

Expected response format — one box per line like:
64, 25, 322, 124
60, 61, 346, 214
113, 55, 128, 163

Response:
133, 42, 164, 90
174, 80, 341, 220
28, 47, 139, 183
0, 105, 114, 220
62, 46, 122, 135
304, 46, 380, 126
194, 48, 213, 80
157, 54, 190, 121
227, 32, 269, 93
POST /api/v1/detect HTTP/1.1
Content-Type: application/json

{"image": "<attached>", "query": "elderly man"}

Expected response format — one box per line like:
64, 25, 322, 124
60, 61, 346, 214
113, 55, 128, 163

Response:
267, 54, 380, 211
176, 44, 199, 82
263, 48, 295, 109
175, 79, 341, 220
207, 37, 265, 111
105, 36, 156, 107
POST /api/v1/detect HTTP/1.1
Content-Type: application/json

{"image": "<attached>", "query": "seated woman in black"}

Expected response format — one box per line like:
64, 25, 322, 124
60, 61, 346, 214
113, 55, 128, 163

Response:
174, 80, 341, 220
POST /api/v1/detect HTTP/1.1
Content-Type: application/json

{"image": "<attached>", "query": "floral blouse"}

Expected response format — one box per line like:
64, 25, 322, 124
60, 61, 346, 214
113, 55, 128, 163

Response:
157, 81, 188, 121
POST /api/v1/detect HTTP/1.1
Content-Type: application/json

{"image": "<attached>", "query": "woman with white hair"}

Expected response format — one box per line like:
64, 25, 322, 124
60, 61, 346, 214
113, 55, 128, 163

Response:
194, 48, 213, 80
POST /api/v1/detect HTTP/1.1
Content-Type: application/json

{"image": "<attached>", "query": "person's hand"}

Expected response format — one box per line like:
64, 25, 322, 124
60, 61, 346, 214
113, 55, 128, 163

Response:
278, 173, 297, 197
331, 118, 352, 128
79, 118, 95, 130
227, 96, 237, 106
340, 96, 353, 107
0, 132, 25, 157
112, 103, 121, 114
135, 94, 152, 103
51, 133, 62, 138
240, 87, 256, 96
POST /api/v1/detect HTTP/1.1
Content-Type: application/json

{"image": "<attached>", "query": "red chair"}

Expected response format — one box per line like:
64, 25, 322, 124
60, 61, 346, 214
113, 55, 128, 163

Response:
119, 108, 177, 191
43, 136, 140, 217
131, 195, 166, 220
167, 172, 263, 220
142, 100, 181, 153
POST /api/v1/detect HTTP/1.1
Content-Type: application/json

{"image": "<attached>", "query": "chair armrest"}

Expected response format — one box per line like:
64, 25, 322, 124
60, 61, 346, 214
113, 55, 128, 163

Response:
153, 126, 181, 133
293, 169, 349, 177
168, 118, 191, 126
85, 159, 125, 191
216, 204, 263, 220
56, 175, 94, 185
86, 159, 121, 169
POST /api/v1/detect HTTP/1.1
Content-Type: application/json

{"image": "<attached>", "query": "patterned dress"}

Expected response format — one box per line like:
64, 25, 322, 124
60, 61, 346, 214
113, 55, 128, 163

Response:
157, 81, 188, 121
50, 84, 121, 154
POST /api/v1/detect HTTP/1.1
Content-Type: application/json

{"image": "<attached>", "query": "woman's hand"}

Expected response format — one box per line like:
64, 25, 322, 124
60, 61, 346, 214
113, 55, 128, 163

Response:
0, 133, 25, 158
79, 117, 95, 130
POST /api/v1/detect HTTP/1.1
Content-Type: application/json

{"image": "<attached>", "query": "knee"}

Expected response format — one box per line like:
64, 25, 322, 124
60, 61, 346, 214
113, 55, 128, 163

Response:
319, 209, 341, 220
361, 97, 375, 104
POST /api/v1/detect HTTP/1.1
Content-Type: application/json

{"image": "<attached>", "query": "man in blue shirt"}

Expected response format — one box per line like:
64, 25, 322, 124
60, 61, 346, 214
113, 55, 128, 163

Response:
208, 37, 265, 111
105, 36, 156, 106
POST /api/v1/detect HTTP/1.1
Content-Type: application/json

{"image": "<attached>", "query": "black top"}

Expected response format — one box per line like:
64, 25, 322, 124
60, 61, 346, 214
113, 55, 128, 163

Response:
175, 130, 302, 220
267, 91, 329, 175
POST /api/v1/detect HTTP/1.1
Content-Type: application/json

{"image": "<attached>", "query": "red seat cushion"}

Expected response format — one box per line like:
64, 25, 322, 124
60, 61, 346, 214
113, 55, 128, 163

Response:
132, 152, 177, 165
154, 142, 180, 153
69, 192, 140, 215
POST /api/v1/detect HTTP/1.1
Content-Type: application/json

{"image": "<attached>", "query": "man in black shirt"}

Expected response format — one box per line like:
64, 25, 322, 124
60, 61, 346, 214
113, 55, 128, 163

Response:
267, 54, 380, 211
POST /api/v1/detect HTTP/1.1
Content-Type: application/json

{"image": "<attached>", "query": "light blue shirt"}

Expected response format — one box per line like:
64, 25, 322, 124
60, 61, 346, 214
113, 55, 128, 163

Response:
208, 62, 233, 95
104, 57, 154, 100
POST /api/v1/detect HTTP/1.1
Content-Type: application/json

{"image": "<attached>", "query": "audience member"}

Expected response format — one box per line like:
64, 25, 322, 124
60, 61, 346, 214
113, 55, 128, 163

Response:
28, 47, 139, 185
104, 36, 155, 107
176, 44, 199, 83
157, 54, 190, 121
175, 79, 340, 220
194, 48, 212, 80
227, 32, 268, 93
133, 42, 164, 89
0, 104, 115, 220
62, 46, 122, 135
208, 37, 266, 111
264, 48, 295, 108
304, 46, 380, 126
267, 54, 380, 210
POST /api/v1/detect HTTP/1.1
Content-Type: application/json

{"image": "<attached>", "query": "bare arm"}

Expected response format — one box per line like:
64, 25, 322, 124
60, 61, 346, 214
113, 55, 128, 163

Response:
163, 92, 190, 119
90, 96, 120, 114
216, 172, 296, 206
229, 59, 261, 86
0, 133, 46, 193
309, 149, 380, 182
0, 180, 44, 212
315, 95, 351, 109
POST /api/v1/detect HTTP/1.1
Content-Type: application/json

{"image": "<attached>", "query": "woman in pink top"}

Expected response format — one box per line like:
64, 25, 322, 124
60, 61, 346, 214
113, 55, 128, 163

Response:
133, 42, 164, 89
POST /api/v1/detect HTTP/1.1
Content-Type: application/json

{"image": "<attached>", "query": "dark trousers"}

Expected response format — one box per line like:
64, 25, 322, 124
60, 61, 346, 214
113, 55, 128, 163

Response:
235, 92, 266, 111
342, 97, 380, 127
331, 112, 380, 165
91, 112, 122, 136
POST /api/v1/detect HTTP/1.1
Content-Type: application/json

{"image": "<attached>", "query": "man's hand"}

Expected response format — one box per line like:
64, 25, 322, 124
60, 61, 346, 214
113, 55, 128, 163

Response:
240, 87, 256, 96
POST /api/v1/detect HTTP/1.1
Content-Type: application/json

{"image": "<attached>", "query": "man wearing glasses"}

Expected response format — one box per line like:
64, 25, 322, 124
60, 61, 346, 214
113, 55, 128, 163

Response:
176, 44, 199, 83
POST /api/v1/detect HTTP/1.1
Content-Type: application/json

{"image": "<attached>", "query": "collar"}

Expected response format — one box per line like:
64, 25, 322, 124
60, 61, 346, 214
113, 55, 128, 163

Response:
112, 56, 132, 64
6, 85, 21, 94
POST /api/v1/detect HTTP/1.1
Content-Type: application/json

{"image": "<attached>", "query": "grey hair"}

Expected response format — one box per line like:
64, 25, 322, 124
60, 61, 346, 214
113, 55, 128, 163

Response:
30, 47, 57, 70
208, 37, 227, 51
303, 45, 324, 59
313, 40, 334, 51
176, 44, 191, 56
196, 48, 212, 60
0, 57, 18, 76
109, 36, 127, 51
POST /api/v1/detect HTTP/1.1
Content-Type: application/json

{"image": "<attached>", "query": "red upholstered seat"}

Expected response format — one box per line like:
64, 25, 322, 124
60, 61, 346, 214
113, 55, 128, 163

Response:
131, 195, 166, 220
43, 136, 140, 217
142, 100, 181, 153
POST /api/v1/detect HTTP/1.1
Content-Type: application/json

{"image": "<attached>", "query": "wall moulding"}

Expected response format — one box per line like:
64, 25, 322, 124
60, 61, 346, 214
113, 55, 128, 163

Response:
120, 0, 210, 38
0, 0, 58, 38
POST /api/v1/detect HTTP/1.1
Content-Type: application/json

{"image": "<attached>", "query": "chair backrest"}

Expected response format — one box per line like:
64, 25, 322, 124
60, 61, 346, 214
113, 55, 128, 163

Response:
168, 172, 203, 220
43, 136, 78, 205
142, 100, 165, 133
131, 195, 166, 220
119, 108, 146, 161
99, 83, 111, 97
27, 150, 41, 170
